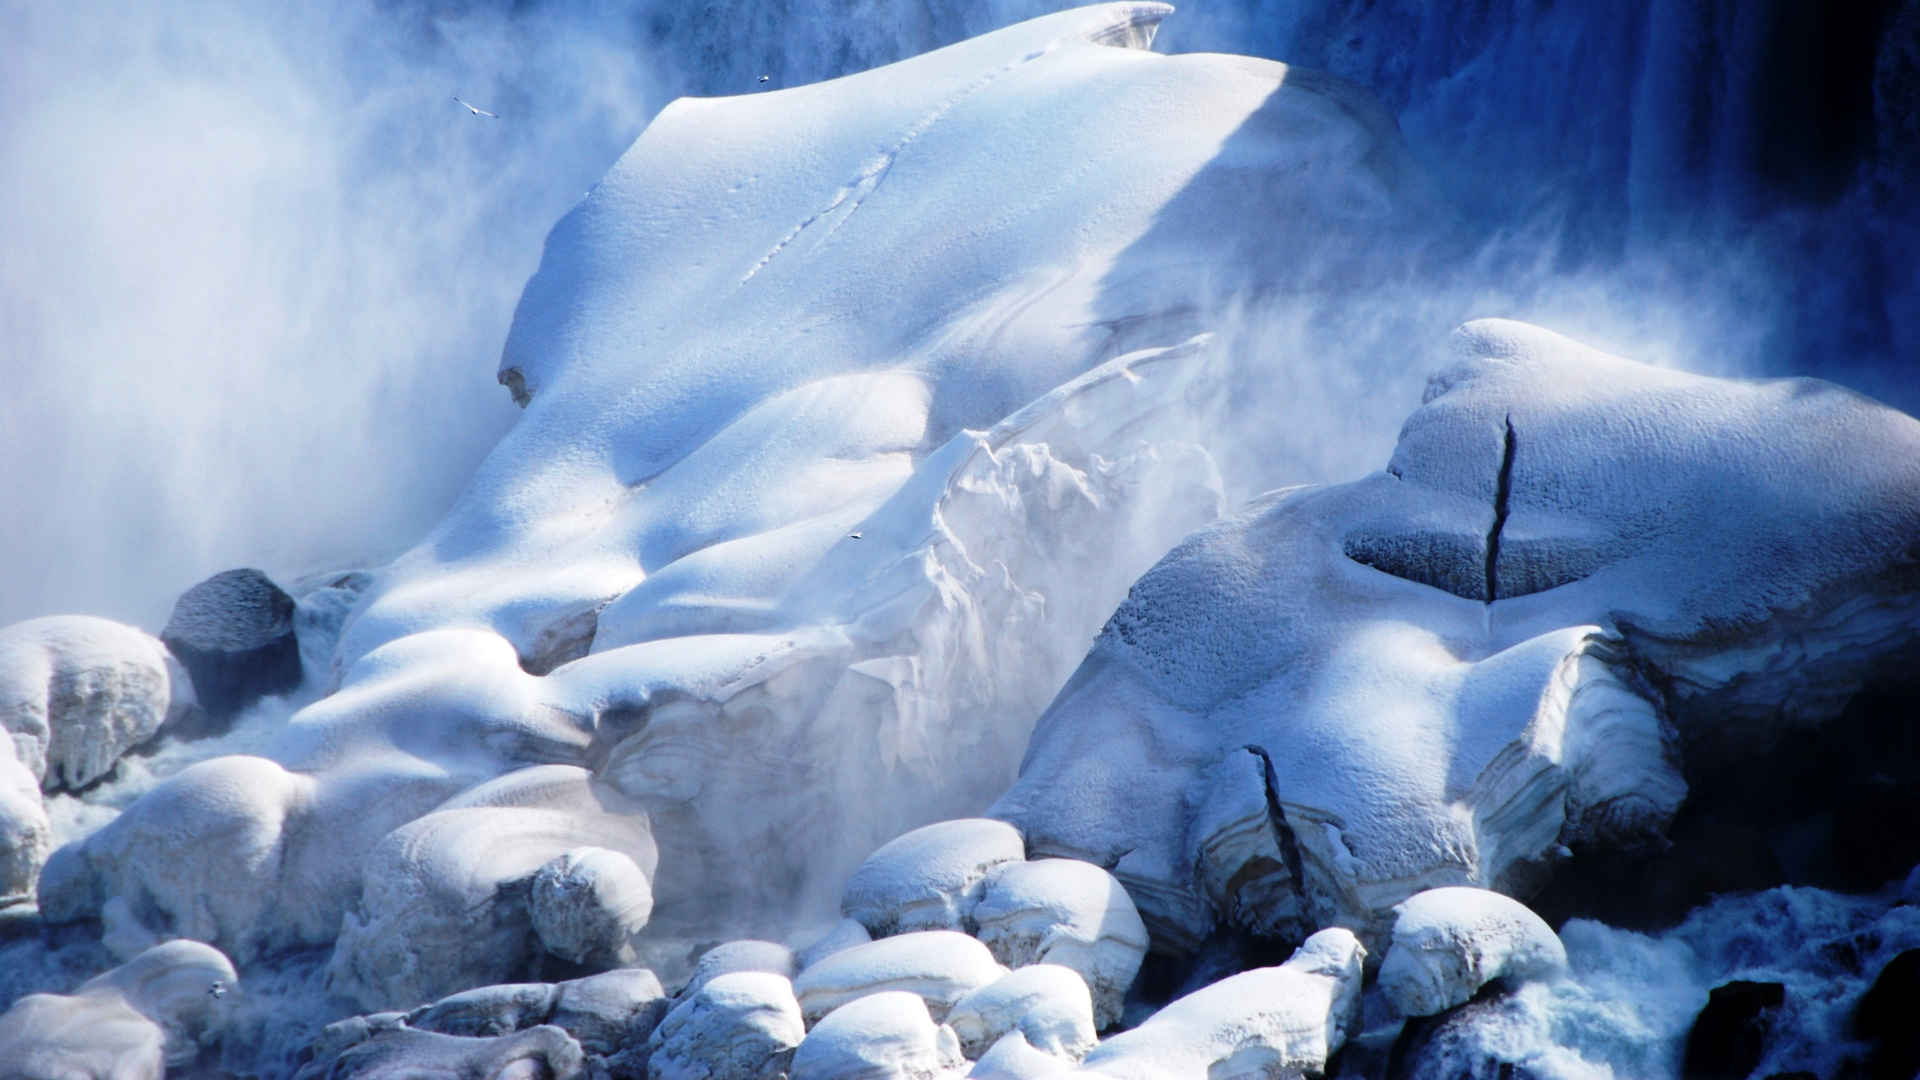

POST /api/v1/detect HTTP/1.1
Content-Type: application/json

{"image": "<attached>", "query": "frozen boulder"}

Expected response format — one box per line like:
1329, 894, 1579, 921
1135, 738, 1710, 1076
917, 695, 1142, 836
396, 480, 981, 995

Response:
549, 968, 673, 1060
328, 765, 657, 1011
400, 969, 669, 1076
843, 818, 1027, 938
530, 846, 656, 967
684, 939, 798, 996
0, 939, 240, 1076
0, 736, 49, 903
970, 859, 1146, 1029
789, 991, 966, 1080
1379, 887, 1566, 1017
793, 930, 1005, 1024
645, 970, 804, 1080
996, 319, 1920, 950
0, 614, 188, 790
1075, 927, 1365, 1079
409, 983, 562, 1039
945, 964, 1096, 1061
160, 568, 303, 725
38, 752, 457, 962
294, 1024, 587, 1080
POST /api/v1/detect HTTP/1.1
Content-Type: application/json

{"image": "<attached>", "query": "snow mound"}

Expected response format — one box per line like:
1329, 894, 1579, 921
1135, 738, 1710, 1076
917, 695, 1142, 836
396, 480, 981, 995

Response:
1379, 886, 1566, 1017
995, 319, 1920, 952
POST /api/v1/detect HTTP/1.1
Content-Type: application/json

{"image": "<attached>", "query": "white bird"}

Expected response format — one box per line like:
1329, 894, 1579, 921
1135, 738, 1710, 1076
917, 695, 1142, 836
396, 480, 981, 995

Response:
453, 96, 499, 119
208, 980, 227, 1000
848, 532, 863, 540
758, 74, 770, 84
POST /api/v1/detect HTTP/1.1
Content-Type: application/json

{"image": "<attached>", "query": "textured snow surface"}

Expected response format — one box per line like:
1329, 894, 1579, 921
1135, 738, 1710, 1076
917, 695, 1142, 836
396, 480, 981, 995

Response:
996, 318, 1920, 952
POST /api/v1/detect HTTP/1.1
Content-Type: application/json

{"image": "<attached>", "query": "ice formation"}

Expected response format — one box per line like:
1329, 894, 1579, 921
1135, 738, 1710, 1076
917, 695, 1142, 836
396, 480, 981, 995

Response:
5, 4, 1919, 1079
995, 317, 1920, 953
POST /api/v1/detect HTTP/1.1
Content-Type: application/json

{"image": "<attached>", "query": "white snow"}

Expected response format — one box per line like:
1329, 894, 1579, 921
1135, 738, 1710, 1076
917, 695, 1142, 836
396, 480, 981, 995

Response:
1378, 886, 1567, 1017
793, 930, 1007, 1025
843, 818, 1027, 938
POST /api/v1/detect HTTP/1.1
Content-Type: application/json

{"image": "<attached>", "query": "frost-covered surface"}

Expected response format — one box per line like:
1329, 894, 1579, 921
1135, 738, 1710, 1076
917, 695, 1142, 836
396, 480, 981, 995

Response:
996, 318, 1920, 952
1378, 886, 1566, 1017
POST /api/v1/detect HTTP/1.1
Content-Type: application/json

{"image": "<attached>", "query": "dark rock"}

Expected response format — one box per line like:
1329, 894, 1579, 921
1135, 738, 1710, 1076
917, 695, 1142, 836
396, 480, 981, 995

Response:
1682, 980, 1785, 1080
1854, 947, 1920, 1080
160, 568, 302, 729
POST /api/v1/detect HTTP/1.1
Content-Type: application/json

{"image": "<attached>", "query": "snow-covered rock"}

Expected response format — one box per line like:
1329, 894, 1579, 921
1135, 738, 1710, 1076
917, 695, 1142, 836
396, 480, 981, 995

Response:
645, 971, 805, 1080
530, 846, 656, 968
396, 969, 669, 1076
294, 1024, 588, 1080
995, 318, 1920, 951
0, 939, 239, 1076
327, 765, 657, 1012
970, 859, 1146, 1030
160, 568, 302, 725
0, 736, 49, 903
945, 964, 1096, 1061
793, 930, 1006, 1024
1074, 927, 1364, 1079
1379, 886, 1566, 1017
843, 819, 1026, 938
790, 991, 967, 1080
684, 940, 798, 997
0, 615, 188, 791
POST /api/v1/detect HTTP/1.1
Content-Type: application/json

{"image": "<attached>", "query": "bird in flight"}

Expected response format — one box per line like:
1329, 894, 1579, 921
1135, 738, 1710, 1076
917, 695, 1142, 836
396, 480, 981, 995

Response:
758, 75, 770, 84
454, 96, 499, 119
